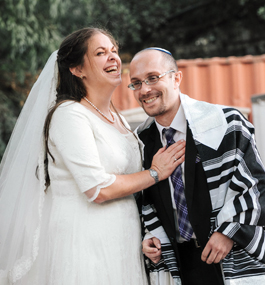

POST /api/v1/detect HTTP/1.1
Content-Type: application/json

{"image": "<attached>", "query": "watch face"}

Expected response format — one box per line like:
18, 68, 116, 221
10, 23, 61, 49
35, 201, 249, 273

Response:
149, 169, 159, 183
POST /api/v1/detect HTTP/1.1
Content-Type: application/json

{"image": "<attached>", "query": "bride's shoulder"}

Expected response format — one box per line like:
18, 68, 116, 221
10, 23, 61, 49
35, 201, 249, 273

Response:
51, 101, 91, 124
55, 101, 89, 115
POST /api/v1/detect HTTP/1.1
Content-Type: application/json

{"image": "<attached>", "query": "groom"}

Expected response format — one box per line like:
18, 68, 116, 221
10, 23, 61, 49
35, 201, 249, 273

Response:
129, 47, 265, 284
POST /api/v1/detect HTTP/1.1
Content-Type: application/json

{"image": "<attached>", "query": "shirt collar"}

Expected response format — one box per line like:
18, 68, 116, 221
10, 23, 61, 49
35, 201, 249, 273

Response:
155, 104, 186, 142
136, 93, 227, 151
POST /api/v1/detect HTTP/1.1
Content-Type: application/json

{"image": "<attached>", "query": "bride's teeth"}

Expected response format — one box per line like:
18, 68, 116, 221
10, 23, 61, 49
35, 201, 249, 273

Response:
105, 66, 118, 73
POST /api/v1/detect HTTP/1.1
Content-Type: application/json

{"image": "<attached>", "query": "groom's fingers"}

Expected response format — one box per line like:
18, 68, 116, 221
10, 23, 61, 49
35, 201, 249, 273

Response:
142, 238, 162, 264
142, 239, 157, 253
152, 237, 161, 250
143, 247, 162, 264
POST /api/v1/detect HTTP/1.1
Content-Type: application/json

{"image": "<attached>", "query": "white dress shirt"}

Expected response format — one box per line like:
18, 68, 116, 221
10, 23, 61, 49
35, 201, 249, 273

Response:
155, 104, 186, 210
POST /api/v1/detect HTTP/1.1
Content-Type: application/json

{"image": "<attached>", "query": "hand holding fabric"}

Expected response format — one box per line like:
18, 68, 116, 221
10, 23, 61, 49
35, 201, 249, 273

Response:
142, 237, 162, 264
201, 232, 234, 264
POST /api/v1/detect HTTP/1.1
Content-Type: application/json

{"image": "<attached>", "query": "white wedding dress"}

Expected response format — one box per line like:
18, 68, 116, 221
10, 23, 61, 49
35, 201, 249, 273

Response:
20, 101, 148, 285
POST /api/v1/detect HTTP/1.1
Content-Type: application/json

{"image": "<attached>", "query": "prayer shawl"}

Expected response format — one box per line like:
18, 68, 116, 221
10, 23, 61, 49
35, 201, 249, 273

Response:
136, 94, 265, 285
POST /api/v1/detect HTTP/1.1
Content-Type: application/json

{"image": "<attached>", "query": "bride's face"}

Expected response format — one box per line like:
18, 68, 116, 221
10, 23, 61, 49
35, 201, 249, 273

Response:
81, 32, 122, 89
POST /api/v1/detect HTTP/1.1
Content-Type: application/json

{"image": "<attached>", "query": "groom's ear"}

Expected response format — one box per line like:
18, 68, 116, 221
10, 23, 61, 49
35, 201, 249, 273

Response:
174, 71, 182, 90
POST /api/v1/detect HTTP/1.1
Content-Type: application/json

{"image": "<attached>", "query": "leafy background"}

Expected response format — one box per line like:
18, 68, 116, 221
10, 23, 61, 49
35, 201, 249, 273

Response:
1, 0, 265, 159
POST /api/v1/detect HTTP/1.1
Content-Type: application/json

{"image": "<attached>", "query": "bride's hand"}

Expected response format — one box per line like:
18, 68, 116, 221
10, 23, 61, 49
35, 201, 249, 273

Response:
150, 140, 185, 181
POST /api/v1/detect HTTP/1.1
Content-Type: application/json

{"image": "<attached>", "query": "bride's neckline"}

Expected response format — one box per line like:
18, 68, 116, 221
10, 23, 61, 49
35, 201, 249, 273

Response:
83, 97, 115, 124
75, 101, 130, 135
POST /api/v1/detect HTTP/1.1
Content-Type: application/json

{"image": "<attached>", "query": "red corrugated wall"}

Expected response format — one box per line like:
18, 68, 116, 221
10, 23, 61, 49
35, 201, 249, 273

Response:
112, 54, 265, 118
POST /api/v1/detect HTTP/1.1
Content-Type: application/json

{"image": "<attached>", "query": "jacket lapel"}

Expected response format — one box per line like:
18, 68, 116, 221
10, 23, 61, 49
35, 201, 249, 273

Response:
185, 124, 213, 246
154, 133, 176, 231
184, 125, 196, 212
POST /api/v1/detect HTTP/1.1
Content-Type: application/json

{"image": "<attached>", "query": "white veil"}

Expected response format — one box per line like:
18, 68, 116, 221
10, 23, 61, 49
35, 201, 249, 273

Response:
0, 51, 58, 283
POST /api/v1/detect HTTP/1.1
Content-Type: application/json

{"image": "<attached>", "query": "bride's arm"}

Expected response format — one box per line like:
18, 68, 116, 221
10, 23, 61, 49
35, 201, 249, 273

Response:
49, 105, 185, 203
89, 140, 185, 203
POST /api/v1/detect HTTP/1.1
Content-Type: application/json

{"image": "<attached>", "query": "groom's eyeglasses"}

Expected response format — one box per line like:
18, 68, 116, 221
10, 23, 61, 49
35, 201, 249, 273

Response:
128, 70, 175, 91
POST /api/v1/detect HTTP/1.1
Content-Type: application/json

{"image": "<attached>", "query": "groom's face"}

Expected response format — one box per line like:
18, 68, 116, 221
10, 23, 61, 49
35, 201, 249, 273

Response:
129, 50, 181, 123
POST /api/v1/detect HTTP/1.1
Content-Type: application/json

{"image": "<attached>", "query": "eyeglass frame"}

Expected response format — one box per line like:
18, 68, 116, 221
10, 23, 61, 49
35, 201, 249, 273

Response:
128, 70, 176, 90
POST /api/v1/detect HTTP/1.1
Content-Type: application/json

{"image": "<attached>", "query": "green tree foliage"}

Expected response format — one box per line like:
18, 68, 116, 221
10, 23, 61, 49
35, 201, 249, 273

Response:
55, 0, 265, 60
0, 0, 63, 78
89, 0, 265, 60
1, 0, 265, 159
0, 0, 68, 160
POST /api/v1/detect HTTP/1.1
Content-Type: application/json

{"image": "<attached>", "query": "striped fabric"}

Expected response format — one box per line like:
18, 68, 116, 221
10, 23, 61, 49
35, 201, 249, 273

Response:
200, 108, 265, 280
139, 103, 265, 284
142, 204, 180, 281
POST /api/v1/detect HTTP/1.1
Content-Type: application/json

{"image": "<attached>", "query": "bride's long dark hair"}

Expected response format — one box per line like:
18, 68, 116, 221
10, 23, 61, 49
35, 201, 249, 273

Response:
43, 27, 127, 189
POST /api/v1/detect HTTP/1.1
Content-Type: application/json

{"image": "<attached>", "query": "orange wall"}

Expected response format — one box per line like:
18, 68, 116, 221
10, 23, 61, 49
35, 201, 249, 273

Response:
112, 54, 265, 116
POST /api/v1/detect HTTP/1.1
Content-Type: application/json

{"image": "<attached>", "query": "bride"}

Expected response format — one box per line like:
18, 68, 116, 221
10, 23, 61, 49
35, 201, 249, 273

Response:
0, 27, 185, 284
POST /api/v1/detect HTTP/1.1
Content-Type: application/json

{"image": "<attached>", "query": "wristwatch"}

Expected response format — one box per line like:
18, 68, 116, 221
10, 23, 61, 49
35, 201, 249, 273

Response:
148, 168, 159, 184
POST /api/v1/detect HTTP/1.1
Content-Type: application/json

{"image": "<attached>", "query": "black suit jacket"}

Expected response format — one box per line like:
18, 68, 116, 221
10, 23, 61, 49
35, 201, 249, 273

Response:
138, 121, 213, 253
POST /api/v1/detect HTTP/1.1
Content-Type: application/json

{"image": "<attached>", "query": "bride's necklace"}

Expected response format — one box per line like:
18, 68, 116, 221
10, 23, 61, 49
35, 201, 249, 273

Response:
83, 97, 115, 124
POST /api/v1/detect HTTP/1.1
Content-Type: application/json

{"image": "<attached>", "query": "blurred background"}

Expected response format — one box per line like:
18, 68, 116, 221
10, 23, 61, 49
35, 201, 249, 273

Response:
1, 0, 265, 160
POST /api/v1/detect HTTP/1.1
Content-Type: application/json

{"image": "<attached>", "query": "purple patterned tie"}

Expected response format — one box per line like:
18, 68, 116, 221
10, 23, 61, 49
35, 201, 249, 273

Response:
163, 127, 193, 241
